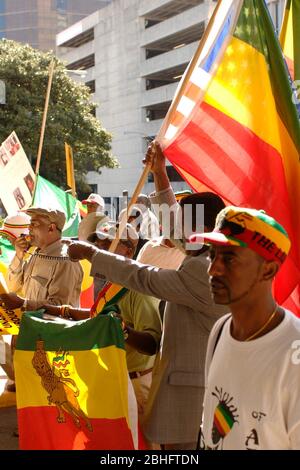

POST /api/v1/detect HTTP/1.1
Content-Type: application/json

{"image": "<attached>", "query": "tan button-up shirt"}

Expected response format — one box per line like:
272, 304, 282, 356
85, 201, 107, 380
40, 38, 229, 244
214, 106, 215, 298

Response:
7, 240, 83, 310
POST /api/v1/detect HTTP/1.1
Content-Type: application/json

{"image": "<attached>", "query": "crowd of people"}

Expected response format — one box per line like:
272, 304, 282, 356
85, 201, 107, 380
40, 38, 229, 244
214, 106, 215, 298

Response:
0, 141, 299, 450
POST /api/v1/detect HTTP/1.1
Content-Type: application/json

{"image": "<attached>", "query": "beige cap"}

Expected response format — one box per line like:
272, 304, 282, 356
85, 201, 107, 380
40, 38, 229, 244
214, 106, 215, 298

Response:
82, 193, 105, 211
26, 207, 66, 231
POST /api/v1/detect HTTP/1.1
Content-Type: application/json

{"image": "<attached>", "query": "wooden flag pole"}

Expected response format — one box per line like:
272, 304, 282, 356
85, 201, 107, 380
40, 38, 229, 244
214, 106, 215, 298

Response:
31, 60, 55, 204
35, 59, 55, 176
109, 163, 151, 253
156, 0, 223, 142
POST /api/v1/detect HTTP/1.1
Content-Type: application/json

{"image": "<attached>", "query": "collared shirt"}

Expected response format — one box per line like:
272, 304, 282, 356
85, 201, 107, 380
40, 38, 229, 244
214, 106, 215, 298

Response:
7, 239, 83, 310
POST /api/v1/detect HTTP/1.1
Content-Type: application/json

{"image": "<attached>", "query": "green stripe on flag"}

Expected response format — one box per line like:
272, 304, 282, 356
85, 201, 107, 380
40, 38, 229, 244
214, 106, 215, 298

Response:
16, 311, 125, 351
0, 238, 15, 265
33, 175, 80, 237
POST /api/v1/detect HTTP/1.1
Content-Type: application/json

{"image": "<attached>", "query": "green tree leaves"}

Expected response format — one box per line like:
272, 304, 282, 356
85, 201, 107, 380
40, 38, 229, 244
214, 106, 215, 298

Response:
0, 40, 117, 194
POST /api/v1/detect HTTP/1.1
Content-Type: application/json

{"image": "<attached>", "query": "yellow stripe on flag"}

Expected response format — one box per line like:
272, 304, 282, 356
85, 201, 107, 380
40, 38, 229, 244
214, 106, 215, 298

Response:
204, 37, 290, 156
15, 346, 130, 423
204, 35, 300, 236
94, 283, 125, 314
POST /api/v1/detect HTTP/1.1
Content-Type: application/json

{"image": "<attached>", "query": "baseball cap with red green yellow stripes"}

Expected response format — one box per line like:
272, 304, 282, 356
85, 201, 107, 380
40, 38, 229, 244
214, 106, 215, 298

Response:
189, 206, 291, 265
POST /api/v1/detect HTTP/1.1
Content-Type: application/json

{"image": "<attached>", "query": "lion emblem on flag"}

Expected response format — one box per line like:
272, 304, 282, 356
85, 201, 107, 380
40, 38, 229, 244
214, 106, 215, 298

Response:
32, 338, 93, 432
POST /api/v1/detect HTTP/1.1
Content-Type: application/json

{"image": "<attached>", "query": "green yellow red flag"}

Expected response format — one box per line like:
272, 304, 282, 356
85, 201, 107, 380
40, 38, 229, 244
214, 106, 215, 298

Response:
158, 0, 300, 312
15, 311, 135, 449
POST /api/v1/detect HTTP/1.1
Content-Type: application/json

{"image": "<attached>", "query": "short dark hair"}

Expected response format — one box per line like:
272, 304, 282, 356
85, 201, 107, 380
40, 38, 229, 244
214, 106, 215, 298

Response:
179, 192, 225, 231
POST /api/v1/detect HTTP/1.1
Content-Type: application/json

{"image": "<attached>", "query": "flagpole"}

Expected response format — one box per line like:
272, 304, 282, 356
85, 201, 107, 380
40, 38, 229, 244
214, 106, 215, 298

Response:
109, 163, 151, 253
156, 0, 223, 142
30, 60, 55, 204
35, 59, 55, 176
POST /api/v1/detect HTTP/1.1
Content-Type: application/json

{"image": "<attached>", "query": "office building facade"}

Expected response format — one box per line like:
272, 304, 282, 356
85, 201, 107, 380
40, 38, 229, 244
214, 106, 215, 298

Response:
0, 0, 111, 50
56, 0, 286, 206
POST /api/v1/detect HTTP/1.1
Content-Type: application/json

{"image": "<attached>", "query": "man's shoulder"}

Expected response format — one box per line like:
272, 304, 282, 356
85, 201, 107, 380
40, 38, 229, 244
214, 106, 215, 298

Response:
40, 239, 66, 257
181, 252, 209, 273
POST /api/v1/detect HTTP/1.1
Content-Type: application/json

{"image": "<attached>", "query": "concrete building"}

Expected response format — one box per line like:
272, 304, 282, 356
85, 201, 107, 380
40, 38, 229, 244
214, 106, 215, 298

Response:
0, 0, 111, 50
56, 0, 286, 210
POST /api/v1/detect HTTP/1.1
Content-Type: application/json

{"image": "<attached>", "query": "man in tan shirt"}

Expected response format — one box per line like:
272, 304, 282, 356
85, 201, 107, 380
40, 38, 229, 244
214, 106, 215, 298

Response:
0, 207, 83, 311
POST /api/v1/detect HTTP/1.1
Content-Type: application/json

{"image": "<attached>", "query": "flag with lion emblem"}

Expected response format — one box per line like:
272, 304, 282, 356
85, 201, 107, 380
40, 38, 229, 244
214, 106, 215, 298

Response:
14, 311, 135, 450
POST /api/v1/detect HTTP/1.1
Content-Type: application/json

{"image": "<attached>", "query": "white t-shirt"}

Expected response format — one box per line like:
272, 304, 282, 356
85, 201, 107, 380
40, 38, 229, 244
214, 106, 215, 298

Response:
201, 309, 300, 450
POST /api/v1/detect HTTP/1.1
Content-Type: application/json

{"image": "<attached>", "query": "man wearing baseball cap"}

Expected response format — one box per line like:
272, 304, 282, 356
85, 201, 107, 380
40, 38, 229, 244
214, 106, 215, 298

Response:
78, 193, 106, 241
81, 193, 105, 213
190, 206, 300, 450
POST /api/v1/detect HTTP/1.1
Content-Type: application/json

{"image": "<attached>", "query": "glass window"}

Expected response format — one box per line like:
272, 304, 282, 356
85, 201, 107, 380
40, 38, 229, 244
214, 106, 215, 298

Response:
56, 0, 68, 12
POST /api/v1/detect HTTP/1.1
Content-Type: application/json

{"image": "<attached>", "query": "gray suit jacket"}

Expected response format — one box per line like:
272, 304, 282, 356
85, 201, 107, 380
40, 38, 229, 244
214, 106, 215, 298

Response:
90, 248, 227, 444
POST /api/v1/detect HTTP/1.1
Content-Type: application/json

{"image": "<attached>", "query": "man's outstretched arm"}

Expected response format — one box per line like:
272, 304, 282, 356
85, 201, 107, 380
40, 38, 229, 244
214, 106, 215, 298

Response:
67, 241, 209, 311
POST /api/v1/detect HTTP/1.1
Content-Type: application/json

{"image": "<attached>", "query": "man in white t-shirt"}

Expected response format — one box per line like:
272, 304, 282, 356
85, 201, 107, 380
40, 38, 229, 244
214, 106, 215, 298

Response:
190, 206, 300, 450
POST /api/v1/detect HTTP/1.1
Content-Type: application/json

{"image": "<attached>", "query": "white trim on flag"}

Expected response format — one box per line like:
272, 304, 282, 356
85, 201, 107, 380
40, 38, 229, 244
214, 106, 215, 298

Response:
190, 67, 212, 90
199, 0, 237, 64
165, 124, 178, 141
177, 95, 195, 117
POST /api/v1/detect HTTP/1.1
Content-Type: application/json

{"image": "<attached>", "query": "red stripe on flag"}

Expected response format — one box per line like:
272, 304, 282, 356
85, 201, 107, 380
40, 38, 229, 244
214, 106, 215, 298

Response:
80, 282, 94, 308
18, 407, 134, 450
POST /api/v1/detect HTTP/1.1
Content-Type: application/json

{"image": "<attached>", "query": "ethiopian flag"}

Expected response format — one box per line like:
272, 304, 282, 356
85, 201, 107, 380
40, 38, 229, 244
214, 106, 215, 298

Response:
15, 311, 134, 450
33, 175, 81, 237
280, 0, 300, 81
158, 0, 300, 312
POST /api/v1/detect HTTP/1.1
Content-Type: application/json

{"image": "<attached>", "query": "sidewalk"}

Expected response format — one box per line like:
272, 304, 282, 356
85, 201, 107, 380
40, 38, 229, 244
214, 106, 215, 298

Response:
0, 367, 18, 450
